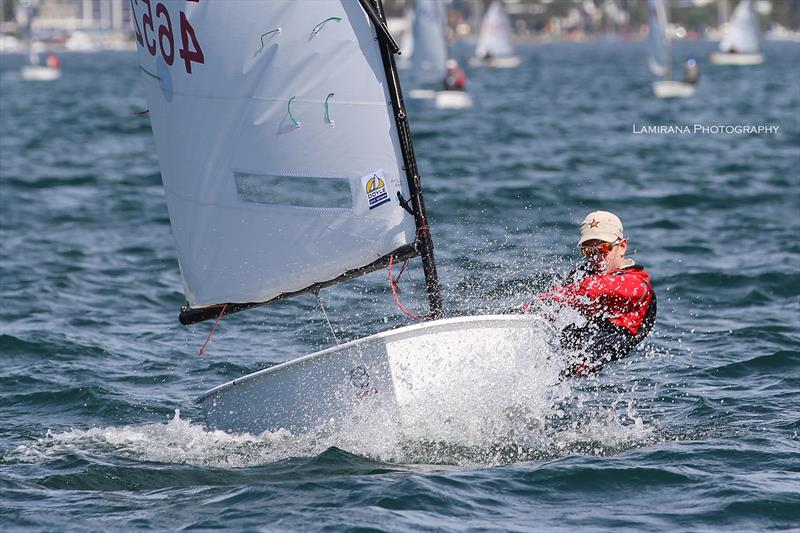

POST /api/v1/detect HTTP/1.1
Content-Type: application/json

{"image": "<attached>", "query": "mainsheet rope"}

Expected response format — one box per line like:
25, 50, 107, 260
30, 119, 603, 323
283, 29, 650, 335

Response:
198, 303, 228, 355
388, 254, 431, 321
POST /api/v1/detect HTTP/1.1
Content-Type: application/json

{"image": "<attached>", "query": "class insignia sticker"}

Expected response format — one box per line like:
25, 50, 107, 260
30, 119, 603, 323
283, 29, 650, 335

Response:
361, 170, 390, 210
349, 366, 377, 398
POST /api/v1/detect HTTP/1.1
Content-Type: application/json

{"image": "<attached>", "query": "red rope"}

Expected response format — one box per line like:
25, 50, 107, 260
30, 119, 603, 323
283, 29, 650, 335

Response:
388, 254, 431, 321
198, 304, 228, 356
394, 257, 409, 284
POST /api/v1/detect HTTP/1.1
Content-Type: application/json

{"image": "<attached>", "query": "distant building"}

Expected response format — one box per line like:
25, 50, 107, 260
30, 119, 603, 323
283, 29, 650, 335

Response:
1, 0, 132, 32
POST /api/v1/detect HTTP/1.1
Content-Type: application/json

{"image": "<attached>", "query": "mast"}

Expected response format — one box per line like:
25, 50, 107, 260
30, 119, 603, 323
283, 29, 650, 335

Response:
360, 0, 444, 319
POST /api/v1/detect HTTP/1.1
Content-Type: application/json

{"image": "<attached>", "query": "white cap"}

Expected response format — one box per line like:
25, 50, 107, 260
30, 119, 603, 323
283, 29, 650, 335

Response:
578, 211, 624, 245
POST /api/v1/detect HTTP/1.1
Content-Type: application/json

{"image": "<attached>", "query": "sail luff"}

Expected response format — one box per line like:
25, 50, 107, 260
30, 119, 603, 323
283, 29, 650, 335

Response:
366, 0, 443, 319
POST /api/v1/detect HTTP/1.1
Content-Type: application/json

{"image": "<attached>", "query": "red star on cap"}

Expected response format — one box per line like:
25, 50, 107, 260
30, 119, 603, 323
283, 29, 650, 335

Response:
589, 219, 600, 228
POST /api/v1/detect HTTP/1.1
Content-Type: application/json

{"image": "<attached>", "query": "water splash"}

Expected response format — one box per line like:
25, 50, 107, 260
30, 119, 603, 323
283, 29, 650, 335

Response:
6, 369, 656, 470
6, 410, 320, 468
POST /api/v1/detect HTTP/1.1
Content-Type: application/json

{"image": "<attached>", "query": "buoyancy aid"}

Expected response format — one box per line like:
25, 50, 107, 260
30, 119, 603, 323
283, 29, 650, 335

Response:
542, 262, 655, 336
538, 261, 657, 375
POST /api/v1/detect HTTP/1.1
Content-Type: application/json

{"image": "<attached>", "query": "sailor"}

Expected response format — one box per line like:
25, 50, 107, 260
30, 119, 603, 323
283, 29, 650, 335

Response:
45, 54, 61, 70
683, 58, 699, 85
518, 211, 657, 376
443, 59, 467, 91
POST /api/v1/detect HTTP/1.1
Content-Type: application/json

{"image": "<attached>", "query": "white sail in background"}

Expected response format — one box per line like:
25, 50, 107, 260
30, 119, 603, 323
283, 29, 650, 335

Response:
647, 0, 670, 78
475, 1, 515, 59
135, 1, 416, 308
411, 0, 448, 86
719, 0, 760, 53
399, 7, 414, 59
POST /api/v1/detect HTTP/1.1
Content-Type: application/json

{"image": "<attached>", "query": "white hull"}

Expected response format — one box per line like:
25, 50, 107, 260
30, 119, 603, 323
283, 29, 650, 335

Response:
653, 80, 696, 98
435, 90, 472, 109
197, 315, 557, 436
468, 55, 520, 68
20, 65, 60, 81
709, 52, 764, 65
408, 88, 437, 100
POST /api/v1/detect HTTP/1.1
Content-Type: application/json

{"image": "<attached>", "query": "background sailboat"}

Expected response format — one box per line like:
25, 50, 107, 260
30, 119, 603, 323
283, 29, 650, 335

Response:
135, 0, 550, 436
408, 0, 472, 109
710, 0, 764, 65
19, 3, 60, 81
396, 5, 414, 69
469, 0, 520, 68
648, 0, 695, 98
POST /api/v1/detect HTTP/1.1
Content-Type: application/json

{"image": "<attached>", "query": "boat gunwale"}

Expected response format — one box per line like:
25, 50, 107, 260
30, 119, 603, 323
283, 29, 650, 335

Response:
195, 314, 549, 404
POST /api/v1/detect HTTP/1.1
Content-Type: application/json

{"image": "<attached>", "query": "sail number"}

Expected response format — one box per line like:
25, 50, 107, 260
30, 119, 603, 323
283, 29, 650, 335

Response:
130, 0, 204, 74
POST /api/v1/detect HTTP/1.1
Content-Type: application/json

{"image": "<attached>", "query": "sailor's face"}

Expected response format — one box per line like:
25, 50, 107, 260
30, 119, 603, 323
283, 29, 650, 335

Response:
581, 238, 627, 272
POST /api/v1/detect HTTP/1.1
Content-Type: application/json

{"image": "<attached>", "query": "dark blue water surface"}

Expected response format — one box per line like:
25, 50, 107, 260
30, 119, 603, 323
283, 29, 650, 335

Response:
1, 39, 799, 531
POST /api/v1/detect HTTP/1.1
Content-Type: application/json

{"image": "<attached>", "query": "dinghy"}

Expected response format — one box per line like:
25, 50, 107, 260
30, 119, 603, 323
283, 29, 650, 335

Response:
134, 0, 553, 436
648, 0, 695, 99
21, 58, 61, 81
408, 0, 472, 109
469, 0, 520, 68
710, 0, 764, 65
19, 5, 60, 82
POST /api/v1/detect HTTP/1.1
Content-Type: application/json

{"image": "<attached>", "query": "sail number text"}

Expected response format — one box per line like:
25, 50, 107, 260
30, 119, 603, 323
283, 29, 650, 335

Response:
130, 0, 205, 74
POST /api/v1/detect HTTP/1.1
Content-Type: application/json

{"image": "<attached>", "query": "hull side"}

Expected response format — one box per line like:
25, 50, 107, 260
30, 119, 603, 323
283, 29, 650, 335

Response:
709, 52, 764, 65
653, 80, 696, 98
435, 90, 473, 109
468, 55, 521, 68
197, 315, 556, 436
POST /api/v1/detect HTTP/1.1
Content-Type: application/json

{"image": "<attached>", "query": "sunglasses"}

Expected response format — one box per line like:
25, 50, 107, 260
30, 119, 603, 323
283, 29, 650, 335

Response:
580, 239, 621, 257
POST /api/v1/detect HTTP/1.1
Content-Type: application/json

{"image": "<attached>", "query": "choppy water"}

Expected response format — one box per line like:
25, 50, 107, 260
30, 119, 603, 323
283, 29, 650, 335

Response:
1, 40, 799, 531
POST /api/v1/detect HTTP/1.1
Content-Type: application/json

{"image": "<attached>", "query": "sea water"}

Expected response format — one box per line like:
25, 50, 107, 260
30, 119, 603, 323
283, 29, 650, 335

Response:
1, 40, 798, 531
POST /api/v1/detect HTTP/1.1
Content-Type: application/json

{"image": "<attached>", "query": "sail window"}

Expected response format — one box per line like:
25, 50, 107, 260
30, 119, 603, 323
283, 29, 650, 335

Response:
234, 172, 352, 209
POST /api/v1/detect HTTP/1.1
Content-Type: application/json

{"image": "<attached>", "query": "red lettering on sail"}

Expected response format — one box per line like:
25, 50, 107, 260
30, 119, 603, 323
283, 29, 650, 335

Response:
156, 3, 174, 65
179, 11, 205, 74
132, 1, 204, 75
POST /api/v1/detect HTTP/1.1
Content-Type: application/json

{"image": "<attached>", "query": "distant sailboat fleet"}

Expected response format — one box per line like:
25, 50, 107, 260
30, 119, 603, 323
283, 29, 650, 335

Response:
645, 0, 765, 99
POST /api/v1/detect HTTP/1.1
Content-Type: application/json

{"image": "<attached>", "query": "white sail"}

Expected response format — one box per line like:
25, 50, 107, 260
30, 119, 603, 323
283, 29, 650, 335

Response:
474, 1, 515, 59
719, 0, 760, 53
647, 0, 670, 78
134, 1, 416, 308
411, 0, 448, 86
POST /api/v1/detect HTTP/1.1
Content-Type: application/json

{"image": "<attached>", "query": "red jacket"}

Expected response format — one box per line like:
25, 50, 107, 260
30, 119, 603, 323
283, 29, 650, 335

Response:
538, 264, 654, 335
